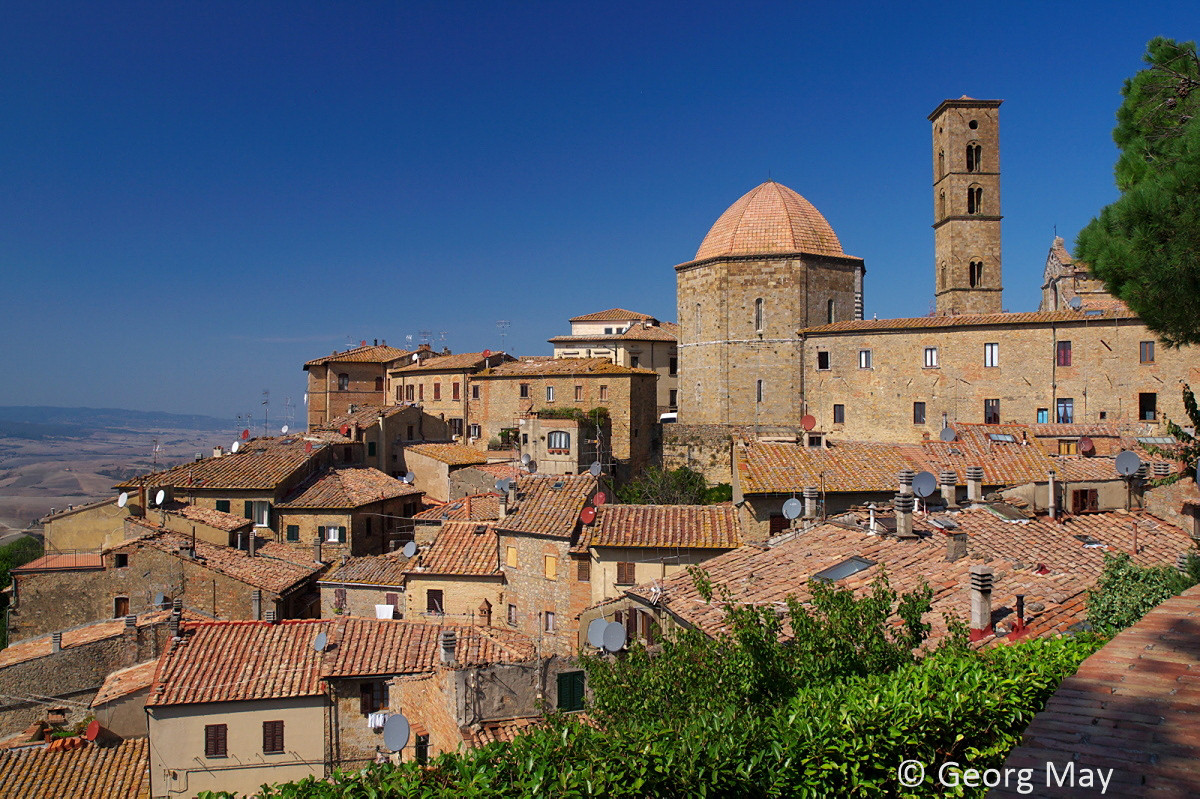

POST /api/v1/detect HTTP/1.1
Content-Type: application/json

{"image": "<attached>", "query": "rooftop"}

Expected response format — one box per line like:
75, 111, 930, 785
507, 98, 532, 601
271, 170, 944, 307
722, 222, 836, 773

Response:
407, 521, 500, 577
92, 660, 159, 706
0, 737, 149, 799
321, 552, 411, 587
319, 404, 414, 430
404, 443, 490, 467
114, 436, 321, 491
499, 474, 597, 538
303, 343, 412, 368
163, 501, 254, 532
550, 320, 680, 345
798, 307, 1136, 335
10, 553, 104, 574
390, 351, 512, 374
277, 467, 422, 509
478, 358, 655, 378
412, 493, 502, 523
0, 609, 207, 669
568, 308, 656, 323
580, 504, 742, 550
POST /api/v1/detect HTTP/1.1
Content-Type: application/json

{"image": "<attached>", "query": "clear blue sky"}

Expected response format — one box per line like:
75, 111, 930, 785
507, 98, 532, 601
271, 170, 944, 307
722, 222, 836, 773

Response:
1, 2, 1193, 418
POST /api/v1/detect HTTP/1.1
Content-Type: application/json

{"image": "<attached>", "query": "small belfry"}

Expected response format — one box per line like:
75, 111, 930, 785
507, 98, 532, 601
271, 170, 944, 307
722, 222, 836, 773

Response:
930, 97, 1003, 315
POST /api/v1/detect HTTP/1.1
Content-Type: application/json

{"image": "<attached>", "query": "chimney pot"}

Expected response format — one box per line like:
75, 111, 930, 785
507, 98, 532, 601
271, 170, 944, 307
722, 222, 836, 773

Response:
172, 598, 182, 613
946, 532, 968, 562
893, 494, 916, 538
969, 564, 994, 641
802, 486, 819, 519
939, 470, 958, 508
51, 632, 62, 653
439, 629, 457, 665
966, 466, 984, 503
265, 610, 277, 624
124, 614, 137, 630
898, 469, 915, 496
314, 538, 324, 564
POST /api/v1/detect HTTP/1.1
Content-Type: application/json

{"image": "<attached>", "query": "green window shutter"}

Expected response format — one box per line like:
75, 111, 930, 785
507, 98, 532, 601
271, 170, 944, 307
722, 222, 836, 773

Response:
286, 525, 299, 542
338, 527, 346, 543
367, 441, 376, 457
557, 671, 585, 712
244, 501, 254, 520
318, 526, 326, 542
215, 500, 230, 513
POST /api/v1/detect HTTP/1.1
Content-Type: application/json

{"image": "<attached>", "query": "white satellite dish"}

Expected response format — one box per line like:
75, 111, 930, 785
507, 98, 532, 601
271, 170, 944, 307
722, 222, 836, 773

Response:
402, 471, 415, 485
589, 461, 602, 477
782, 497, 803, 520
1068, 296, 1083, 310
231, 441, 240, 453
117, 492, 129, 508
1116, 450, 1143, 477
495, 478, 512, 494
602, 621, 627, 653
154, 489, 166, 506
939, 427, 957, 442
587, 618, 608, 648
382, 714, 410, 752
312, 631, 328, 652
402, 541, 418, 558
281, 424, 289, 434
521, 453, 531, 466
912, 471, 937, 498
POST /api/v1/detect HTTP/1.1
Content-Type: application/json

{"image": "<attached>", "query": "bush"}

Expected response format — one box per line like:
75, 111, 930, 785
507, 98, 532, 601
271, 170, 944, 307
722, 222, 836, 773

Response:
1086, 551, 1200, 636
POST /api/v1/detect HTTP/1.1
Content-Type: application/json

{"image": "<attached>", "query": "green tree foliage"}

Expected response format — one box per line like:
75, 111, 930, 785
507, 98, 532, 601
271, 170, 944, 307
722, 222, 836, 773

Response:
615, 466, 729, 505
1144, 383, 1200, 483
1087, 551, 1200, 637
1075, 38, 1200, 347
0, 536, 44, 648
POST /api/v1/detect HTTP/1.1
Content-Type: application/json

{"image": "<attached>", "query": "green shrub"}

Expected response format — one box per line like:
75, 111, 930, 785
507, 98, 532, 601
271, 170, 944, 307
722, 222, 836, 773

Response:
1086, 551, 1200, 636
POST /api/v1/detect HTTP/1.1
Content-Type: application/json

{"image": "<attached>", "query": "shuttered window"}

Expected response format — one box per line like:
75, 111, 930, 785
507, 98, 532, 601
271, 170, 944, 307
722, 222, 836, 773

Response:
286, 524, 300, 542
204, 724, 227, 757
427, 590, 444, 614
557, 670, 585, 712
262, 720, 284, 754
215, 500, 230, 513
577, 558, 590, 582
769, 514, 789, 535
385, 592, 400, 609
360, 681, 387, 715
615, 562, 635, 585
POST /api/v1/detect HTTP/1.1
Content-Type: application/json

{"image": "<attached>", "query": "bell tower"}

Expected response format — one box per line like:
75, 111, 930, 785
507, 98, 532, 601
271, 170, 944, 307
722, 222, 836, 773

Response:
930, 97, 1003, 315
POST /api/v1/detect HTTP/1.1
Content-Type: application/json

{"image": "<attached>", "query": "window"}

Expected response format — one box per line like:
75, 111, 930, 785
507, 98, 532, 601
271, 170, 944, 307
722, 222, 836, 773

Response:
545, 555, 558, 580
833, 404, 845, 425
983, 343, 998, 367
546, 386, 555, 402
754, 298, 764, 332
286, 524, 299, 542
544, 611, 556, 633
557, 671, 585, 712
983, 399, 1000, 424
334, 587, 346, 610
468, 423, 481, 439
507, 603, 517, 625
858, 349, 872, 369
1140, 341, 1155, 364
630, 356, 640, 368
604, 327, 614, 335
1037, 408, 1049, 424
324, 526, 344, 543
913, 402, 926, 425
113, 596, 129, 617
966, 142, 981, 172
405, 385, 415, 402
360, 681, 388, 715
215, 500, 230, 513
262, 721, 284, 754
449, 418, 463, 437
599, 384, 608, 401
817, 351, 830, 370
471, 384, 480, 400
1140, 392, 1157, 421
668, 389, 677, 408
426, 590, 444, 614
338, 373, 349, 391
112, 553, 128, 568
938, 149, 944, 178
415, 734, 430, 765
1056, 398, 1074, 424
452, 382, 460, 400
967, 186, 983, 214
396, 386, 403, 402
827, 299, 836, 324
813, 556, 876, 584
574, 385, 583, 402
519, 383, 530, 399
406, 424, 415, 440
1056, 340, 1072, 367
1072, 489, 1100, 514
1058, 439, 1078, 455
924, 347, 938, 368
755, 379, 764, 403
384, 592, 400, 610
374, 376, 384, 392
969, 260, 983, 287
367, 441, 376, 457
616, 561, 636, 585
204, 724, 227, 758
577, 558, 590, 582
668, 357, 677, 376
695, 303, 701, 336
418, 383, 424, 401
433, 382, 441, 401
547, 430, 570, 451
506, 546, 518, 568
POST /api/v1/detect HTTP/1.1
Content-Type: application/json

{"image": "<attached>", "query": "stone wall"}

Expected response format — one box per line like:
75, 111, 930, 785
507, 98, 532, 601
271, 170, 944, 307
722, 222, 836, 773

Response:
402, 574, 503, 626
660, 424, 737, 484
1144, 477, 1200, 539
497, 533, 590, 657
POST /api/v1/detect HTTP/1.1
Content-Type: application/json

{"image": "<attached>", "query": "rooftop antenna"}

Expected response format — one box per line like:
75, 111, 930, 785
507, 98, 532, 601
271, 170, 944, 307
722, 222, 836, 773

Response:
496, 320, 510, 350
418, 330, 433, 346
283, 396, 295, 425
262, 390, 270, 437
151, 438, 161, 470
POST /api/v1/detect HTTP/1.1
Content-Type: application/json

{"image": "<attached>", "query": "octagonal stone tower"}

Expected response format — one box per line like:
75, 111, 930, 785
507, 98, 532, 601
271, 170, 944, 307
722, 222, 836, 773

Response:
675, 181, 864, 426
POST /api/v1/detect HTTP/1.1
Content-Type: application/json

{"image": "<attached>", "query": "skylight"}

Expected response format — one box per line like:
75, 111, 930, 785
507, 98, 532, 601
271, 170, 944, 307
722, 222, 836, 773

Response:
813, 556, 876, 583
1136, 436, 1176, 446
988, 433, 1017, 443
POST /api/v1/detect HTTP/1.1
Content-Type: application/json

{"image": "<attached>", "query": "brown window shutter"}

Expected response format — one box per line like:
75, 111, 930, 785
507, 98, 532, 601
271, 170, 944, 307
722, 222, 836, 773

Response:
577, 559, 590, 582
385, 592, 399, 608
360, 683, 373, 715
769, 514, 789, 535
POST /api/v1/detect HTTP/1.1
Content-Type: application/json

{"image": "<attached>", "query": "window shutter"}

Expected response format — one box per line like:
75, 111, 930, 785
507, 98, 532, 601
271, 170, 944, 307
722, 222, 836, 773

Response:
360, 683, 373, 714
244, 501, 254, 520
385, 592, 399, 608
266, 503, 273, 528
338, 526, 346, 543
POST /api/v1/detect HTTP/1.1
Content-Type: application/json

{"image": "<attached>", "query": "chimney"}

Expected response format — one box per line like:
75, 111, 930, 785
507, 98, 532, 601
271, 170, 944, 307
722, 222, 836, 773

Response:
1177, 553, 1194, 574
124, 614, 137, 631
867, 503, 878, 534
1153, 462, 1172, 478
893, 494, 916, 539
1047, 469, 1056, 520
802, 486, 818, 519
1010, 594, 1028, 637
51, 632, 62, 653
945, 532, 968, 562
313, 538, 324, 564
969, 565, 994, 641
939, 470, 957, 508
168, 611, 181, 638
172, 598, 182, 614
966, 466, 984, 503
251, 590, 262, 621
212, 445, 224, 458
898, 469, 915, 496
248, 531, 256, 558
439, 629, 457, 665
498, 492, 508, 519
265, 609, 278, 624
236, 532, 245, 552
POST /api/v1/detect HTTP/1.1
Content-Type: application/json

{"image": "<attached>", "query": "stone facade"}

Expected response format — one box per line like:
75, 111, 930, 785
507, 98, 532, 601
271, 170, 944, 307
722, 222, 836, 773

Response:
496, 531, 591, 657
304, 343, 425, 429
403, 574, 502, 626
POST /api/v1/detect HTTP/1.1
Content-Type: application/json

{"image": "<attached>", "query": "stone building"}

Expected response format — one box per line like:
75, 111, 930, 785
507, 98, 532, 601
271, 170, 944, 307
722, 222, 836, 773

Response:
549, 308, 680, 416
304, 342, 442, 429
403, 521, 504, 625
315, 404, 433, 479
399, 443, 490, 504
387, 351, 514, 442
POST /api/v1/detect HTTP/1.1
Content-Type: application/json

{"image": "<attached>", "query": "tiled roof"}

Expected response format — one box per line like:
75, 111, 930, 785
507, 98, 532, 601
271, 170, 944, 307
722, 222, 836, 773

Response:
568, 308, 655, 322
0, 609, 207, 669
1051, 456, 1128, 482
321, 552, 411, 587
408, 521, 500, 576
0, 737, 150, 799
163, 501, 253, 532
322, 618, 535, 677
479, 358, 655, 377
798, 307, 1137, 335
390, 351, 511, 374
114, 436, 320, 491
92, 660, 158, 706
412, 493, 502, 521
10, 553, 103, 573
689, 181, 849, 262
550, 322, 680, 345
109, 527, 322, 594
304, 344, 411, 367
320, 404, 412, 430
148, 619, 328, 706
585, 505, 741, 549
995, 583, 1200, 798
404, 443, 489, 467
499, 475, 597, 538
461, 716, 545, 747
278, 467, 421, 509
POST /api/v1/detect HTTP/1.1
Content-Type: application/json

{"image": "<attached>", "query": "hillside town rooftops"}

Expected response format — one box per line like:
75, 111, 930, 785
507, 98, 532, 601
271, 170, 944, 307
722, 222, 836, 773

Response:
412, 493, 502, 522
406, 521, 499, 577
277, 467, 421, 509
303, 343, 411, 368
578, 504, 742, 550
322, 618, 534, 678
0, 609, 208, 669
321, 552, 411, 588
404, 443, 489, 467
114, 436, 320, 491
0, 736, 150, 799
499, 475, 597, 538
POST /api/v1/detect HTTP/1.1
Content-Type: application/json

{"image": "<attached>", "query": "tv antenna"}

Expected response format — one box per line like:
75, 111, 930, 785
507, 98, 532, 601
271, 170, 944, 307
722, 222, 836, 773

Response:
151, 438, 161, 470
418, 330, 433, 346
262, 390, 271, 437
496, 320, 510, 349
283, 396, 295, 425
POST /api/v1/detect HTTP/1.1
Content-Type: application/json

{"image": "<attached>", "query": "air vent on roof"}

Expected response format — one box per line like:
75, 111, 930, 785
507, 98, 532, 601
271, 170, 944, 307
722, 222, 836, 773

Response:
988, 433, 1017, 443
813, 556, 876, 584
1084, 310, 1103, 317
928, 515, 959, 530
949, 448, 964, 456
474, 525, 487, 535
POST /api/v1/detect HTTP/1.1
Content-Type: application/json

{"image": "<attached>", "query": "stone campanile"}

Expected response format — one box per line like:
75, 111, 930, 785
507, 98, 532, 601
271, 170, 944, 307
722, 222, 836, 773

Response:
930, 97, 1003, 315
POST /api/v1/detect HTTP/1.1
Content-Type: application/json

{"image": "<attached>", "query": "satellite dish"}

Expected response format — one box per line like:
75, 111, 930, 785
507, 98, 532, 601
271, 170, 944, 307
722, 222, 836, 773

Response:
281, 425, 289, 434
589, 461, 602, 477
117, 492, 129, 508
939, 427, 957, 442
495, 478, 511, 494
305, 441, 313, 454
402, 541, 418, 558
153, 592, 166, 606
587, 618, 608, 648
1116, 450, 1143, 477
800, 414, 817, 431
525, 460, 536, 473
402, 471, 416, 485
312, 631, 328, 652
339, 424, 350, 436
242, 429, 250, 440
782, 497, 803, 520
580, 506, 596, 525
84, 719, 101, 742
593, 492, 607, 506
521, 453, 531, 465
382, 714, 410, 752
912, 471, 937, 498
1068, 296, 1083, 310
482, 349, 492, 358
1079, 436, 1094, 455
602, 621, 626, 653
231, 441, 241, 453
154, 489, 166, 506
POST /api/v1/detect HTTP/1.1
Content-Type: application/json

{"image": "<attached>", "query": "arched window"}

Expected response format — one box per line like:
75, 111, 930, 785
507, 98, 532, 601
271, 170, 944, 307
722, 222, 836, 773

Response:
966, 142, 981, 172
695, 381, 701, 405
939, 191, 946, 219
695, 303, 701, 337
938, 149, 944, 178
969, 261, 984, 288
967, 186, 983, 215
939, 261, 948, 290
827, 299, 836, 324
754, 298, 764, 332
755, 379, 764, 403
547, 430, 570, 451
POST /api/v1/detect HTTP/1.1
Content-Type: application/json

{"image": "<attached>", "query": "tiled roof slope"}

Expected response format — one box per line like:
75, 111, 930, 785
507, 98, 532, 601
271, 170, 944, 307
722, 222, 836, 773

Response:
407, 521, 500, 576
0, 609, 207, 668
798, 307, 1136, 335
569, 309, 656, 323
10, 553, 103, 573
278, 467, 421, 508
92, 660, 158, 706
322, 552, 411, 587
304, 344, 411, 367
690, 181, 848, 262
390, 351, 511, 373
499, 475, 597, 538
115, 436, 319, 491
994, 583, 1200, 798
148, 619, 329, 706
412, 493, 502, 522
164, 502, 253, 532
586, 504, 741, 549
479, 358, 655, 377
0, 737, 150, 799
319, 404, 412, 430
461, 716, 545, 747
404, 443, 489, 466
323, 618, 535, 677
549, 322, 680, 345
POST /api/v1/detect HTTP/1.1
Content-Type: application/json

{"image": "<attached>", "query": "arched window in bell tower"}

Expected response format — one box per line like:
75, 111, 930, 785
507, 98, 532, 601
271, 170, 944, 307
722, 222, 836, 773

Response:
969, 260, 984, 288
827, 299, 836, 324
754, 298, 764, 333
939, 191, 946, 219
966, 142, 981, 172
695, 303, 701, 337
938, 149, 944, 178
939, 261, 948, 290
967, 185, 983, 215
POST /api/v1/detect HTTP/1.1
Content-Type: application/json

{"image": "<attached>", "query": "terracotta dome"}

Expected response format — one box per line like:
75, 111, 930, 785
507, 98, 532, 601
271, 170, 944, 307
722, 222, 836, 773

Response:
693, 181, 845, 261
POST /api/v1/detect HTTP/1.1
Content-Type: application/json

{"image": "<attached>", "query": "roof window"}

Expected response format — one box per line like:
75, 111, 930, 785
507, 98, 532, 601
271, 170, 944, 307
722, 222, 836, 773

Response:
1136, 436, 1176, 446
813, 556, 876, 584
988, 433, 1017, 443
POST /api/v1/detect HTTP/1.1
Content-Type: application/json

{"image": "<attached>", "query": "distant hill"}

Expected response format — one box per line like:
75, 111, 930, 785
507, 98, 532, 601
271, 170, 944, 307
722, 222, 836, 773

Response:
0, 406, 230, 438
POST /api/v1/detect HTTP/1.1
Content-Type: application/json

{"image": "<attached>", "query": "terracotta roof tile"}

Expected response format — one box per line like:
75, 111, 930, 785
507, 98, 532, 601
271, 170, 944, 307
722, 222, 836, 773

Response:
404, 443, 489, 467
10, 553, 103, 573
412, 493, 502, 522
115, 436, 321, 491
319, 404, 413, 430
479, 358, 655, 377
0, 737, 150, 799
390, 352, 512, 374
499, 475, 597, 538
568, 309, 656, 323
278, 467, 421, 509
322, 618, 535, 677
586, 505, 742, 549
461, 716, 545, 747
163, 501, 253, 532
689, 181, 849, 262
798, 307, 1136, 335
408, 521, 500, 576
321, 552, 411, 587
0, 609, 207, 669
92, 660, 158, 706
303, 344, 412, 367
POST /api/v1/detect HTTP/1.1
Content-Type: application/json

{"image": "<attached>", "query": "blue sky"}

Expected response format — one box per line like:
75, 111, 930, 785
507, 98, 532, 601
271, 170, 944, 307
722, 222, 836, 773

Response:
1, 2, 1193, 418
